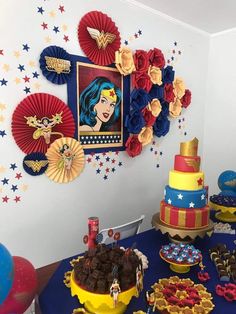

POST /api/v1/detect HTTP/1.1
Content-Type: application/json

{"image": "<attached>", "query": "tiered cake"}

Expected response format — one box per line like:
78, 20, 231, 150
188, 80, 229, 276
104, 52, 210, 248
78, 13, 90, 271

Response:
160, 138, 209, 230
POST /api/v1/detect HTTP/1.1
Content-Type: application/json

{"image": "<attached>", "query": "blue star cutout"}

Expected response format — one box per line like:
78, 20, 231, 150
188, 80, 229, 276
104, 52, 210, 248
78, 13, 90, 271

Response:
150, 147, 153, 152
174, 41, 177, 46
24, 87, 31, 94
1, 178, 9, 185
160, 152, 163, 156
22, 44, 30, 51
171, 56, 174, 61
106, 157, 110, 162
111, 167, 116, 173
11, 185, 18, 192
184, 132, 187, 136
18, 64, 25, 72
32, 71, 39, 78
53, 26, 60, 33
138, 30, 142, 35
95, 155, 100, 161
37, 7, 44, 14
0, 130, 6, 137
10, 163, 17, 171
103, 175, 108, 180
124, 40, 128, 45
118, 162, 122, 167
178, 119, 181, 123
96, 169, 101, 174
156, 164, 160, 168
0, 78, 8, 86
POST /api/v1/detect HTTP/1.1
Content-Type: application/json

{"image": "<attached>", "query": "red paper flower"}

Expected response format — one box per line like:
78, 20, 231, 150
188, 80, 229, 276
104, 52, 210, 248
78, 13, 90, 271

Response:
181, 89, 192, 108
133, 50, 149, 73
78, 11, 121, 66
142, 108, 156, 127
148, 48, 165, 69
224, 291, 236, 302
164, 83, 175, 103
176, 283, 187, 291
108, 229, 114, 237
132, 72, 152, 92
216, 285, 225, 296
166, 295, 181, 306
181, 298, 195, 307
125, 135, 142, 158
113, 232, 120, 241
197, 271, 210, 282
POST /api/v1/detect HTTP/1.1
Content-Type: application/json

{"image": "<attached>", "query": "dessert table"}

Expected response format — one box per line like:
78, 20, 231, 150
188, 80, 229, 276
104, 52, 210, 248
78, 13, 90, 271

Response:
39, 214, 236, 313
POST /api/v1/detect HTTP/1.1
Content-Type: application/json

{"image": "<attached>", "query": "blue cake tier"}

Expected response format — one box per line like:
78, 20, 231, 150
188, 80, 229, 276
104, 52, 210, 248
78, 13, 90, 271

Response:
164, 185, 207, 209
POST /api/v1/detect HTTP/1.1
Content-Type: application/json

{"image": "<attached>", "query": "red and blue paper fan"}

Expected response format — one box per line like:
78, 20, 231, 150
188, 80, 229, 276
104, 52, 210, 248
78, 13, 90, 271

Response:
23, 152, 48, 176
39, 46, 73, 84
78, 11, 121, 66
12, 93, 75, 154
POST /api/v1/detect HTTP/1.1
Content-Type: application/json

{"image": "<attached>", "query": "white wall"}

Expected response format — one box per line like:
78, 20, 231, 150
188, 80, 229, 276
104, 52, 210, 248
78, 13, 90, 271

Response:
0, 0, 210, 267
203, 29, 236, 195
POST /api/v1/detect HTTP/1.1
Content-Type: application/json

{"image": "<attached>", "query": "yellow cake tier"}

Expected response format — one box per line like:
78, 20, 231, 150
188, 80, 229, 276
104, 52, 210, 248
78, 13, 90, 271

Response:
169, 170, 204, 191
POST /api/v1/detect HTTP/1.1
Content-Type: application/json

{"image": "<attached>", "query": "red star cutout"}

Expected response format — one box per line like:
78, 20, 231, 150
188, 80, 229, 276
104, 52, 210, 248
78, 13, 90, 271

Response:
111, 159, 116, 164
197, 178, 203, 186
63, 35, 69, 42
14, 196, 21, 203
87, 157, 92, 163
90, 152, 95, 157
109, 90, 115, 97
134, 33, 138, 38
167, 59, 170, 64
0, 49, 3, 55
172, 49, 176, 54
58, 5, 65, 13
105, 168, 110, 173
41, 22, 48, 30
23, 76, 30, 83
99, 162, 103, 167
2, 196, 9, 203
102, 152, 106, 156
115, 151, 119, 155
15, 173, 22, 180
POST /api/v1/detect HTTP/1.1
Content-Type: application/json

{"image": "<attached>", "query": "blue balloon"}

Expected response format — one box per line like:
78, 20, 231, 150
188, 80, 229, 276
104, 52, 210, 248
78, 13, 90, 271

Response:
0, 243, 14, 305
218, 170, 236, 194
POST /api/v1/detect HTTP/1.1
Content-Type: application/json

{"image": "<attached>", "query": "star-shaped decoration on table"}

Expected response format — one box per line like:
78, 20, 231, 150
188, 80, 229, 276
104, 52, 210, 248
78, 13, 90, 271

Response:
99, 162, 103, 167
174, 41, 177, 46
95, 155, 100, 161
138, 30, 142, 35
103, 175, 108, 180
1, 178, 9, 185
0, 115, 5, 123
0, 166, 6, 173
23, 75, 30, 83
11, 185, 18, 192
53, 26, 60, 33
10, 163, 17, 171
62, 24, 68, 31
32, 71, 39, 78
0, 103, 6, 111
134, 33, 138, 39
0, 78, 8, 86
86, 157, 92, 163
21, 184, 28, 192
34, 82, 41, 90
201, 194, 205, 200
13, 51, 21, 58
189, 202, 195, 208
150, 147, 153, 152
96, 169, 101, 174
28, 60, 36, 67
14, 77, 21, 84
118, 161, 122, 166
167, 198, 172, 205
0, 130, 7, 137
37, 7, 44, 14
105, 168, 110, 173
102, 152, 106, 156
171, 56, 174, 61
23, 86, 31, 94
18, 64, 25, 72
124, 40, 128, 45
106, 157, 110, 162
197, 178, 203, 186
0, 49, 4, 55
15, 173, 22, 180
2, 195, 9, 203
156, 164, 160, 168
14, 196, 21, 203
177, 193, 183, 200
58, 5, 65, 13
49, 11, 56, 18
111, 167, 116, 173
22, 44, 30, 52
63, 35, 69, 42
2, 64, 10, 72
41, 22, 48, 30
45, 36, 52, 43
111, 159, 116, 164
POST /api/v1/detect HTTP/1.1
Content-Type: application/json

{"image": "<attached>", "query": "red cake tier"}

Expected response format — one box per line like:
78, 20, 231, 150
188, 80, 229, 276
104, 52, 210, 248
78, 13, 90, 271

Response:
174, 155, 201, 173
160, 200, 209, 229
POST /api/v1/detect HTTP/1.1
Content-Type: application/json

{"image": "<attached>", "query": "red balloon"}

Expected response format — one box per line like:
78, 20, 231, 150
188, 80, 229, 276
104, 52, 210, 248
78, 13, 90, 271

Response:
0, 256, 37, 314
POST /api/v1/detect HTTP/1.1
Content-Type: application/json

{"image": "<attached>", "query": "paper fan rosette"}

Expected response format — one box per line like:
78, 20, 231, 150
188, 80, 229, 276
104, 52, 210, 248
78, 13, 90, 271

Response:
39, 46, 73, 84
45, 137, 85, 183
12, 93, 75, 154
78, 11, 121, 65
23, 152, 48, 176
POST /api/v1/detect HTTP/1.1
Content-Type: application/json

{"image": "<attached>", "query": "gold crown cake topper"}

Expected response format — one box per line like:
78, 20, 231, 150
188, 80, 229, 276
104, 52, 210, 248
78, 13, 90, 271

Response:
180, 137, 198, 156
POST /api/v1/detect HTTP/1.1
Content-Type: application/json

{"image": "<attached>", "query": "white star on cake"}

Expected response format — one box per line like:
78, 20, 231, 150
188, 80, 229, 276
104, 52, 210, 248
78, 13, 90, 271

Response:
201, 194, 205, 200
167, 198, 172, 204
177, 193, 183, 200
189, 202, 195, 208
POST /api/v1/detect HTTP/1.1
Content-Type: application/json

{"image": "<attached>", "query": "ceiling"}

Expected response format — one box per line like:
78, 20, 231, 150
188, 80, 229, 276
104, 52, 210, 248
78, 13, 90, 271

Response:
132, 0, 236, 34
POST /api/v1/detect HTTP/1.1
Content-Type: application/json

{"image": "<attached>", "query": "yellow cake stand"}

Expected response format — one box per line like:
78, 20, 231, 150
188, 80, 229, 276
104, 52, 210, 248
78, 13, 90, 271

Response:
159, 251, 200, 273
209, 201, 236, 222
70, 271, 137, 314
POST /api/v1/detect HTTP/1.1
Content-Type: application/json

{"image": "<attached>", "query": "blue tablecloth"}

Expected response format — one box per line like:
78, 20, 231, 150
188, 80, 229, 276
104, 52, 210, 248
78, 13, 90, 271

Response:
39, 213, 236, 313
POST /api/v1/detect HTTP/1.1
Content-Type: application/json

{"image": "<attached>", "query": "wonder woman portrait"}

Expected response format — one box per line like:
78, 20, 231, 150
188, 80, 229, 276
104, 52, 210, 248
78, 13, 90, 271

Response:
79, 77, 121, 132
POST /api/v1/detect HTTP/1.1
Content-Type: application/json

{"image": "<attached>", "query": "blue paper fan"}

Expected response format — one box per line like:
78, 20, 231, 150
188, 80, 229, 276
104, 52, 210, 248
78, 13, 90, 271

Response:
23, 152, 49, 176
39, 46, 73, 85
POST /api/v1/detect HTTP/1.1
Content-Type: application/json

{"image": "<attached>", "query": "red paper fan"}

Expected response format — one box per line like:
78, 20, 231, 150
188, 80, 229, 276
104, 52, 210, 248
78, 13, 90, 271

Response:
12, 93, 75, 154
78, 11, 121, 66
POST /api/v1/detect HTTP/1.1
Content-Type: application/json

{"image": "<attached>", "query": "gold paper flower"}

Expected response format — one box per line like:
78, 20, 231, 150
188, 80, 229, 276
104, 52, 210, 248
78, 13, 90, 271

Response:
169, 97, 182, 118
148, 65, 162, 85
159, 278, 170, 287
182, 308, 194, 314
169, 276, 181, 284
193, 304, 207, 314
173, 77, 186, 98
181, 278, 194, 287
152, 283, 164, 291
138, 126, 153, 146
195, 284, 207, 292
198, 291, 212, 300
167, 305, 181, 314
115, 47, 136, 76
148, 98, 162, 117
176, 290, 188, 299
155, 298, 168, 311
200, 299, 215, 311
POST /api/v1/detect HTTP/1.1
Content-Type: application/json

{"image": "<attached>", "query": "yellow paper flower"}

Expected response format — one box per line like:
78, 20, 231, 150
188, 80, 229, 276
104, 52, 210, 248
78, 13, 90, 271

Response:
155, 298, 168, 311
115, 47, 136, 76
182, 307, 194, 314
167, 305, 181, 314
138, 127, 153, 146
148, 98, 162, 117
148, 65, 162, 85
169, 98, 182, 118
174, 77, 186, 98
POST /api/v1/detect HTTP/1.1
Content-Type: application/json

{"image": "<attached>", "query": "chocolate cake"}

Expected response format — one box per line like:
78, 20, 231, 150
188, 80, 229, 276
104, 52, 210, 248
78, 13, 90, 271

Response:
73, 244, 141, 293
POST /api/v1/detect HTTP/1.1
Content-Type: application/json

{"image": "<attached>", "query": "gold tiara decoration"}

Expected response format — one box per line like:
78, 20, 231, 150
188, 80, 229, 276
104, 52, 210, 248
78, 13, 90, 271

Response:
45, 56, 71, 74
180, 137, 199, 157
101, 89, 117, 102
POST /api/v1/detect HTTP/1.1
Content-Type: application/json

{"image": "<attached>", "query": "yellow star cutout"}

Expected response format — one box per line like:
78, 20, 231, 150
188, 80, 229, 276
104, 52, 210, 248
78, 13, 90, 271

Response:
28, 60, 36, 67
92, 162, 97, 168
14, 77, 21, 84
34, 82, 41, 90
0, 165, 6, 173
62, 24, 68, 31
13, 51, 21, 58
45, 36, 52, 43
49, 10, 56, 17
0, 103, 6, 111
2, 64, 10, 72
21, 184, 28, 192
0, 115, 5, 123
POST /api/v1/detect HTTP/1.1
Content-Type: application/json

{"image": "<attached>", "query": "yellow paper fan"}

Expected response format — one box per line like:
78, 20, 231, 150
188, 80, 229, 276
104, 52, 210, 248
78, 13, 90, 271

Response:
46, 137, 85, 183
